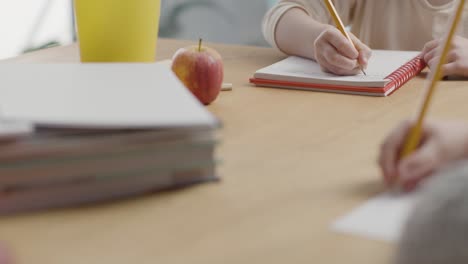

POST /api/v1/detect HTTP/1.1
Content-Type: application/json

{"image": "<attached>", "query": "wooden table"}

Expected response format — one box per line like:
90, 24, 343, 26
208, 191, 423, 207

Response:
1, 39, 468, 264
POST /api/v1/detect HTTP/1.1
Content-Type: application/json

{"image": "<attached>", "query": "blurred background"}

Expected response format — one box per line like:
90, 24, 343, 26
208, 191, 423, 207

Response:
0, 0, 275, 60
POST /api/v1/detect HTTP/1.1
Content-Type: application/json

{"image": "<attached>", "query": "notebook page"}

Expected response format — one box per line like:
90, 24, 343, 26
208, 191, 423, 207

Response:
254, 50, 421, 88
331, 191, 420, 242
0, 62, 217, 129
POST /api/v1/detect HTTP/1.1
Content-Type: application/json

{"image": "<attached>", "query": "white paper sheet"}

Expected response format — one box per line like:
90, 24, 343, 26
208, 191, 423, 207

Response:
0, 62, 217, 129
331, 191, 421, 242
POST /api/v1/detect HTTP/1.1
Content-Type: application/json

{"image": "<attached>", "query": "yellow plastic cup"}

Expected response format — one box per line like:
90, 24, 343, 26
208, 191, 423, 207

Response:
74, 0, 160, 62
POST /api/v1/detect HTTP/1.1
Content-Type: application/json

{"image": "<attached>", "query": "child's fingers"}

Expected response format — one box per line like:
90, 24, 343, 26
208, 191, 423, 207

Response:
423, 48, 438, 65
323, 28, 359, 59
430, 50, 464, 76
315, 29, 365, 75
428, 56, 446, 73
316, 42, 359, 75
428, 57, 455, 77
358, 51, 371, 68
422, 39, 440, 55
322, 46, 358, 71
427, 49, 459, 70
379, 121, 412, 185
446, 50, 460, 63
427, 57, 437, 70
402, 175, 426, 192
349, 33, 367, 49
397, 141, 439, 189
442, 62, 462, 76
349, 33, 372, 67
350, 34, 371, 59
423, 39, 461, 70
319, 58, 360, 76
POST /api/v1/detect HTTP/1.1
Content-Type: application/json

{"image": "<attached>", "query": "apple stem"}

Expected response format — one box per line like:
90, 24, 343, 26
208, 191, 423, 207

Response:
198, 38, 202, 52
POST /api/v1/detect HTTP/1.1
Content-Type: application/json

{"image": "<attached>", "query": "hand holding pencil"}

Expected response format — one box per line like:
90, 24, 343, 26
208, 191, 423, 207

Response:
315, 0, 371, 76
379, 120, 468, 192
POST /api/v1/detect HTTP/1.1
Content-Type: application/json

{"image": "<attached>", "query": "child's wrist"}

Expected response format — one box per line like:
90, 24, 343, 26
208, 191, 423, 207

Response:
307, 23, 334, 58
312, 24, 334, 40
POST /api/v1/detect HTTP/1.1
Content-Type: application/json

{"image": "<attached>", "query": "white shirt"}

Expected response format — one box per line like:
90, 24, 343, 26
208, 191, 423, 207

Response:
263, 0, 468, 51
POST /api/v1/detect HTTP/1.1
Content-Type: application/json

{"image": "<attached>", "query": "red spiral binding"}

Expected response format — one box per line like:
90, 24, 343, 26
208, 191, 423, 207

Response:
385, 56, 427, 89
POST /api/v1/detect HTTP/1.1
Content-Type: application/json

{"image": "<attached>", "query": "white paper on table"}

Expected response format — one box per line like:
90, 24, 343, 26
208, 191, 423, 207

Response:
331, 191, 421, 243
0, 62, 217, 129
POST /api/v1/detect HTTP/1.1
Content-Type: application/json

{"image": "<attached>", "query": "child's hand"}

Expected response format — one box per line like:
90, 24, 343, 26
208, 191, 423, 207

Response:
422, 36, 468, 77
314, 27, 372, 76
378, 120, 468, 192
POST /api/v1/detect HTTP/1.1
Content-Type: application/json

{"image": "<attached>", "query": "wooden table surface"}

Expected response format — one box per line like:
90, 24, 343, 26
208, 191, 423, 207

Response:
1, 39, 468, 264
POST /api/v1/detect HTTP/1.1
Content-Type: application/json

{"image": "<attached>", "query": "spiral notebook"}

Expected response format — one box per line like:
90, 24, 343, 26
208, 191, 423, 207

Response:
250, 50, 426, 96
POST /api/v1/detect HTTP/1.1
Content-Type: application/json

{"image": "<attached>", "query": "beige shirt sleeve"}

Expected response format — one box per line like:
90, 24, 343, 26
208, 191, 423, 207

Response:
262, 0, 357, 49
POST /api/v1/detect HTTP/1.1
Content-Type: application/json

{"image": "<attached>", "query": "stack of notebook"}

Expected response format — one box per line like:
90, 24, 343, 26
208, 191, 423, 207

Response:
0, 63, 219, 214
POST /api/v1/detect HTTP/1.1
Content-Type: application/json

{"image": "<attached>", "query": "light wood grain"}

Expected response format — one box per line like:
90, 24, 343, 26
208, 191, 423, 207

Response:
1, 39, 468, 264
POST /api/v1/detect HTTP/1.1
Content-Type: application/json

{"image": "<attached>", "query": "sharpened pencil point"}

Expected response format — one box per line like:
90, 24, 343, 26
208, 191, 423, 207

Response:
360, 65, 366, 76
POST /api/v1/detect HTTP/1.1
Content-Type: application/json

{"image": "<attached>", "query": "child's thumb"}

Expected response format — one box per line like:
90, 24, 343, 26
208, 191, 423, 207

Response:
398, 142, 439, 188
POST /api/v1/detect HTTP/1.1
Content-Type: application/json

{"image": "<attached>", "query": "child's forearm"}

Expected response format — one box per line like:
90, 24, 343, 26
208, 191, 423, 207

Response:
275, 8, 332, 60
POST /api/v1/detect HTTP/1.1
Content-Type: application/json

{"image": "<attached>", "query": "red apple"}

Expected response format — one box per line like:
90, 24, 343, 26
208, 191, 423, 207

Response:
171, 39, 224, 105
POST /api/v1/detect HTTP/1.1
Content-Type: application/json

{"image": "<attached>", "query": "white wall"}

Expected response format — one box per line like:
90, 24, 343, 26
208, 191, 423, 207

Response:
0, 0, 73, 59
0, 0, 273, 60
160, 0, 270, 46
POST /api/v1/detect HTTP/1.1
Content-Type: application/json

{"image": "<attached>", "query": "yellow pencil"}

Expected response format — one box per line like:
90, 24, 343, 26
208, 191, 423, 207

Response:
323, 0, 366, 75
400, 0, 466, 158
